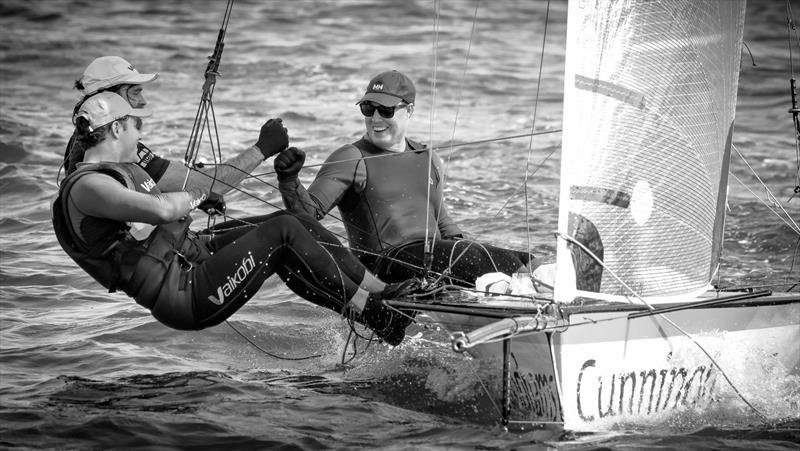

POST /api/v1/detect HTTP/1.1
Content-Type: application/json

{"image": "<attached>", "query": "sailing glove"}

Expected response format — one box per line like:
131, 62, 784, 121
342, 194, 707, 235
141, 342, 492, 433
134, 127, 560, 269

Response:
255, 118, 289, 159
274, 147, 305, 182
198, 191, 226, 215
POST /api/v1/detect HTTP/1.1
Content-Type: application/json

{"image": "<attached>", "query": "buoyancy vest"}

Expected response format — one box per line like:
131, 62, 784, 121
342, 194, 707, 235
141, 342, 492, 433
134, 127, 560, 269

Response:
340, 139, 445, 253
52, 162, 206, 309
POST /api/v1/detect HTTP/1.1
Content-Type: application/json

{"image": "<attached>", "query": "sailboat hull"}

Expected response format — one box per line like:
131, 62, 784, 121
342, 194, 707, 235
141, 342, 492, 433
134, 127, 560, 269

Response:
414, 292, 800, 430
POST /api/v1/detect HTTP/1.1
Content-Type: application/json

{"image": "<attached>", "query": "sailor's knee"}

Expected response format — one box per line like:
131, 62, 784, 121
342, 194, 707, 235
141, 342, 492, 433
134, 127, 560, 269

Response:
258, 215, 304, 241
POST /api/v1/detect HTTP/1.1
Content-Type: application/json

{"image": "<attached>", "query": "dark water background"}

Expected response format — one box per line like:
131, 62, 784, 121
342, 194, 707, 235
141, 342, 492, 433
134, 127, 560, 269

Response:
1, 0, 798, 449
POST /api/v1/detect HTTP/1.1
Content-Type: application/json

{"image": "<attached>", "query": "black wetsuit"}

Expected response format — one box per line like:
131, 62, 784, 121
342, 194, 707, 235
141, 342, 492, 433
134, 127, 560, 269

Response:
53, 163, 382, 331
280, 138, 531, 286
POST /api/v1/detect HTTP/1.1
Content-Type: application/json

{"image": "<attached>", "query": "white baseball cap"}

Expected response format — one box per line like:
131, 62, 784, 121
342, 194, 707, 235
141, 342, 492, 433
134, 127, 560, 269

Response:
74, 92, 152, 131
79, 56, 158, 96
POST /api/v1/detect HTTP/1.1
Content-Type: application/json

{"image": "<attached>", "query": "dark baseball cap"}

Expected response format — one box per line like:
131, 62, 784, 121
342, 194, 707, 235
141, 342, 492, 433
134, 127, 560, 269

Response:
357, 70, 416, 106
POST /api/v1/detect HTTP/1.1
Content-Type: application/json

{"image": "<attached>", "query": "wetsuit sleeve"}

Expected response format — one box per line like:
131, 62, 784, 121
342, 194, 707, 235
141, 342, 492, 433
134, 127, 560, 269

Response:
438, 203, 464, 238
279, 145, 365, 219
150, 146, 264, 194
278, 179, 324, 219
71, 173, 202, 224
137, 151, 170, 182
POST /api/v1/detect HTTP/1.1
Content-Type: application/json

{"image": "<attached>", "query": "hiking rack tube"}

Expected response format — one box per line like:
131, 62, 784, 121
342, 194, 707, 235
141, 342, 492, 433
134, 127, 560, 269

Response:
451, 313, 568, 352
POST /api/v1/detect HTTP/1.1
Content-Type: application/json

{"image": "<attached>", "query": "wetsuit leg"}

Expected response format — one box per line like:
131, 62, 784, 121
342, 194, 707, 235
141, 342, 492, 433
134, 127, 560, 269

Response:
191, 214, 366, 329
205, 212, 368, 287
373, 239, 531, 287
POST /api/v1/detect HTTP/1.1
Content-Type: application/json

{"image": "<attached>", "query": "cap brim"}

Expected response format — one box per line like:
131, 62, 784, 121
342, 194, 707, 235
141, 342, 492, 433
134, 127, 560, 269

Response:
119, 72, 158, 86
81, 73, 159, 96
357, 92, 403, 107
129, 106, 153, 118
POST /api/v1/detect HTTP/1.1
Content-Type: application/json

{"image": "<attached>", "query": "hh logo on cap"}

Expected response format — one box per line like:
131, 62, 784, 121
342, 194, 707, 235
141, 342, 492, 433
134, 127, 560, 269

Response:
372, 83, 384, 91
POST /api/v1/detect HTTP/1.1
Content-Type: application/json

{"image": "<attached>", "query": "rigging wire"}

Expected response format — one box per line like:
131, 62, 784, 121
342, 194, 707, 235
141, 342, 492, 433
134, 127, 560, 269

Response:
249, 128, 562, 177
423, 0, 443, 279
433, 0, 481, 247
410, 0, 560, 286
421, 0, 501, 292
181, 0, 234, 236
708, 2, 800, 292
786, 0, 800, 200
184, 0, 234, 176
410, 0, 559, 285
522, 0, 552, 278
731, 145, 800, 234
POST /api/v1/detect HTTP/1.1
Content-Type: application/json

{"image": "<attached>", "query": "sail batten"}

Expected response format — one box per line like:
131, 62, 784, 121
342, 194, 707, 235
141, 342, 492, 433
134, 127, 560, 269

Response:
555, 0, 745, 304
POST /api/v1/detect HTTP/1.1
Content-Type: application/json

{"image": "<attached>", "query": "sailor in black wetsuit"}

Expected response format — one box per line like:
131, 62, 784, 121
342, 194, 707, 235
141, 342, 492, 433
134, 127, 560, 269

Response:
275, 70, 534, 286
52, 92, 419, 346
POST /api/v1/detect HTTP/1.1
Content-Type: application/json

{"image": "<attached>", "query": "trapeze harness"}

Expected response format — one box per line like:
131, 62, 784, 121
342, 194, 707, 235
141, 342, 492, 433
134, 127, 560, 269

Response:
52, 162, 210, 328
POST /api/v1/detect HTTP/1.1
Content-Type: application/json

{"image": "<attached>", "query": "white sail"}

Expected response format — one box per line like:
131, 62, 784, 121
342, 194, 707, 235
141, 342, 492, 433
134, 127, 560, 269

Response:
554, 0, 746, 303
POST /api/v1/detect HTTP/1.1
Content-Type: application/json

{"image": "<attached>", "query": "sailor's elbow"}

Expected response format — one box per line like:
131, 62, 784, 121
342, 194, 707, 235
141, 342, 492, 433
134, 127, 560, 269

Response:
151, 197, 191, 223
148, 208, 181, 224
183, 172, 214, 193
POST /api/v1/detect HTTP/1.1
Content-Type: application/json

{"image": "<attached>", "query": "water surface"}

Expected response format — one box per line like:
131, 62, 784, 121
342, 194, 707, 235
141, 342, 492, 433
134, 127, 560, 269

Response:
1, 0, 798, 449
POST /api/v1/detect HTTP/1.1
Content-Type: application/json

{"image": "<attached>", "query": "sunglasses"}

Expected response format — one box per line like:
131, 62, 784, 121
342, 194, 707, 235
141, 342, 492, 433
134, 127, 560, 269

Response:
359, 102, 408, 119
116, 115, 143, 131
131, 116, 143, 131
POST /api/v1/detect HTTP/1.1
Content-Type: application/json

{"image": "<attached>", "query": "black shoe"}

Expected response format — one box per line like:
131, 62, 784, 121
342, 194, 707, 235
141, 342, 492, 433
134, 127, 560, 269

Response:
360, 284, 420, 346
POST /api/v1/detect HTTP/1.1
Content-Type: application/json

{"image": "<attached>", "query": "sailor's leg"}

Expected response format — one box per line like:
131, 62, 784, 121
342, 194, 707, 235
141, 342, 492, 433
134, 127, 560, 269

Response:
188, 214, 416, 344
290, 212, 386, 292
191, 214, 366, 328
373, 239, 533, 287
206, 211, 383, 292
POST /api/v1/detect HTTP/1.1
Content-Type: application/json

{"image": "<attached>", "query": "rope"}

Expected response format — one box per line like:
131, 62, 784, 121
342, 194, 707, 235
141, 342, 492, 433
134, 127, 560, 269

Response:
226, 320, 322, 361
